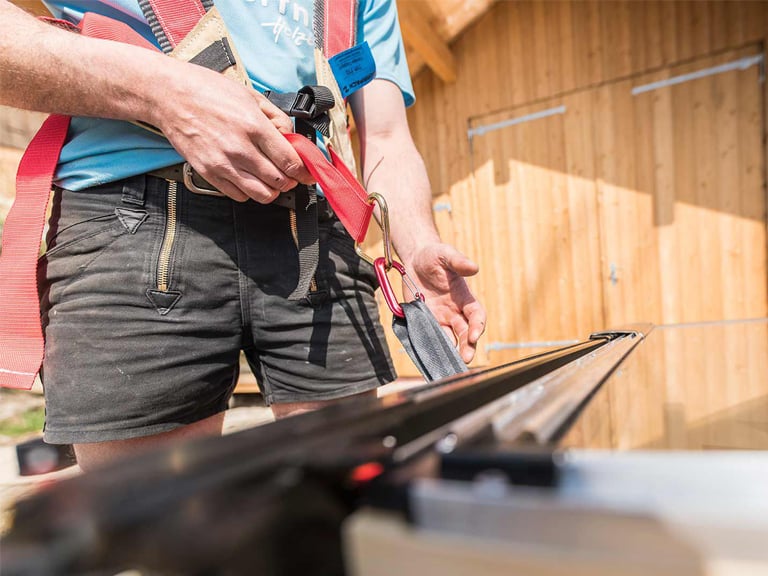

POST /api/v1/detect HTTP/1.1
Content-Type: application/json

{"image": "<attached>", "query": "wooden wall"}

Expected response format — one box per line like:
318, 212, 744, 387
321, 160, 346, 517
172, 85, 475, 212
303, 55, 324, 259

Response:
405, 1, 768, 371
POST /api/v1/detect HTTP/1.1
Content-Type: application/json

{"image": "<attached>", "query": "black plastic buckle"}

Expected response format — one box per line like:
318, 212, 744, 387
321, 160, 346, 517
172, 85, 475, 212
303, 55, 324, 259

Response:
290, 92, 316, 119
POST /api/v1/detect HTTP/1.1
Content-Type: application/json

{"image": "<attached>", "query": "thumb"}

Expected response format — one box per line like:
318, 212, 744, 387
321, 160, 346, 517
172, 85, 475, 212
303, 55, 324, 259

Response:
441, 245, 479, 277
255, 93, 294, 134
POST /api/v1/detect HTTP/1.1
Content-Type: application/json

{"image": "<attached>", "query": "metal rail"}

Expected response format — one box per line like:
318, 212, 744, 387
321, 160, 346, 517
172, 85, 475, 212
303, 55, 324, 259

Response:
2, 329, 647, 576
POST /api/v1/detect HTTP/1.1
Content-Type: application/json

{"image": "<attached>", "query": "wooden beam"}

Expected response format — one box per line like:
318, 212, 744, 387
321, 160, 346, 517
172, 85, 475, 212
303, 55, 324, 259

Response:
397, 1, 457, 83
8, 0, 49, 16
425, 0, 497, 40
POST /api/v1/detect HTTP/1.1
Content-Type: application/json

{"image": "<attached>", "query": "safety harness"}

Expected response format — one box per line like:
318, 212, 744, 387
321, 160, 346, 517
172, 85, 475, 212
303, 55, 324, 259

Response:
0, 0, 467, 390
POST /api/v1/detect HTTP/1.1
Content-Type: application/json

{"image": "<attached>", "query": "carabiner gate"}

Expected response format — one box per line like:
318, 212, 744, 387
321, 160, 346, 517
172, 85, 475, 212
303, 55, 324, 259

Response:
374, 257, 424, 318
354, 193, 394, 268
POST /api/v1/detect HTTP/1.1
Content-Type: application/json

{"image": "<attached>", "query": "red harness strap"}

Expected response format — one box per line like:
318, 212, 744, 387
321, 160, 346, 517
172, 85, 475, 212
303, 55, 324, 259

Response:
0, 15, 157, 389
0, 0, 369, 390
0, 115, 69, 389
285, 133, 373, 244
140, 0, 209, 52
319, 0, 358, 58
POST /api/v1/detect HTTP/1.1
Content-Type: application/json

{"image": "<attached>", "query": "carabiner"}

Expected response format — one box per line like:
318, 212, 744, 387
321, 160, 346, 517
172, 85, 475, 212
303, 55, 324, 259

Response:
374, 257, 424, 318
354, 193, 394, 269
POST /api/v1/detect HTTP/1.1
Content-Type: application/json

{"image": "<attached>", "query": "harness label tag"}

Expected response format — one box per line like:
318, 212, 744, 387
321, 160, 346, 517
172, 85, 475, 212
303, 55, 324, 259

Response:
328, 42, 376, 98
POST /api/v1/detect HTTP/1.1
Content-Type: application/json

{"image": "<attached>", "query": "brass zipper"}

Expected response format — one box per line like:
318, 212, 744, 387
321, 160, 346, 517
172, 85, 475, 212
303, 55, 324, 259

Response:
157, 180, 178, 292
289, 208, 317, 292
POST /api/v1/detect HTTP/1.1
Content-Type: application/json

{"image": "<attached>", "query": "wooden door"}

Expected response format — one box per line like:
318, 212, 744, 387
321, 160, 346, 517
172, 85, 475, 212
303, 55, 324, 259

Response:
596, 48, 767, 326
468, 47, 766, 365
467, 92, 604, 365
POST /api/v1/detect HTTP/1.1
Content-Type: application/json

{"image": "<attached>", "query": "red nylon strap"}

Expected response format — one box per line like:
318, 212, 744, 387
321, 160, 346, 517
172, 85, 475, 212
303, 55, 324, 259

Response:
0, 115, 70, 389
324, 0, 357, 58
78, 13, 158, 50
0, 17, 157, 389
284, 133, 373, 244
146, 0, 206, 49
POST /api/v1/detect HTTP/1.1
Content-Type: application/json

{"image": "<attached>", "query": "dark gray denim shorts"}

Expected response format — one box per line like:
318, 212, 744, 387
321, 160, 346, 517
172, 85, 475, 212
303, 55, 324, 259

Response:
39, 175, 395, 444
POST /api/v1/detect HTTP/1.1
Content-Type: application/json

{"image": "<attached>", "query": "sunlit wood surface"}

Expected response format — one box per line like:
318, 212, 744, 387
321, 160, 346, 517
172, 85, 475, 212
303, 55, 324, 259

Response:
561, 320, 768, 451
409, 1, 768, 373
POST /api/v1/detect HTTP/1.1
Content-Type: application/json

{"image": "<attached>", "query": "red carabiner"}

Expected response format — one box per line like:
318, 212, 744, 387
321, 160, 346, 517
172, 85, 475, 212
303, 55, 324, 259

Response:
374, 257, 406, 318
373, 257, 424, 319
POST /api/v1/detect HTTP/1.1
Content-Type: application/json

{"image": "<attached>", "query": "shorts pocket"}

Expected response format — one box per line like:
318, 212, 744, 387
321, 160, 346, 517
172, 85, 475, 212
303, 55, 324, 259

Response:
43, 212, 124, 257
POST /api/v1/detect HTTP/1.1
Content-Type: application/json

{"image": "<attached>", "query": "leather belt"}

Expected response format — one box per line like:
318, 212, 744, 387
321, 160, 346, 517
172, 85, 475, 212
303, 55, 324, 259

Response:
148, 162, 297, 210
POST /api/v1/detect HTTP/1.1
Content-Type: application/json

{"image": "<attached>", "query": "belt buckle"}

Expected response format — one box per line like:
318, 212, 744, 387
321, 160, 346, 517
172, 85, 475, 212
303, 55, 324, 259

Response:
182, 163, 225, 197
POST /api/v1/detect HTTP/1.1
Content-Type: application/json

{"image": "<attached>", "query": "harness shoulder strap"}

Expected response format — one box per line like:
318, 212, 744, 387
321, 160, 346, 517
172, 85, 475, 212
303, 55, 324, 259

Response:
138, 0, 213, 53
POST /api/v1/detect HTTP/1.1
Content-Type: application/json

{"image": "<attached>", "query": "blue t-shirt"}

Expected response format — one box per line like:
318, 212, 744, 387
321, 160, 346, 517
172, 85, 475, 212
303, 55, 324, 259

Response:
42, 0, 415, 190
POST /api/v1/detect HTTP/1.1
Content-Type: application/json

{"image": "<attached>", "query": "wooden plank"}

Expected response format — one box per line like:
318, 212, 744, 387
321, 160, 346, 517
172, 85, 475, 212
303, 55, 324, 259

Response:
562, 90, 604, 335
515, 1, 538, 106
708, 1, 730, 53
670, 64, 700, 323
557, 0, 576, 94
651, 70, 681, 324
546, 101, 576, 337
8, 0, 48, 16
423, 0, 497, 41
503, 0, 527, 107
630, 74, 661, 323
531, 0, 552, 100
0, 147, 24, 219
690, 56, 721, 321
659, 0, 678, 66
599, 0, 632, 81
689, 0, 712, 59
742, 0, 766, 45
737, 48, 768, 320
0, 106, 46, 150
673, 1, 694, 63
570, 0, 603, 87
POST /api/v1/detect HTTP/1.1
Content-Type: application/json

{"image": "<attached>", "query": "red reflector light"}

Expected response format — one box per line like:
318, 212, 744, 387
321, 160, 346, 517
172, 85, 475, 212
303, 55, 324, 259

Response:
349, 462, 384, 483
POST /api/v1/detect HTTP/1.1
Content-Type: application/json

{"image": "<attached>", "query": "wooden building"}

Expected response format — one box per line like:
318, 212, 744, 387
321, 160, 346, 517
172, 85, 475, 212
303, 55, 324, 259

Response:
402, 0, 768, 373
3, 1, 768, 378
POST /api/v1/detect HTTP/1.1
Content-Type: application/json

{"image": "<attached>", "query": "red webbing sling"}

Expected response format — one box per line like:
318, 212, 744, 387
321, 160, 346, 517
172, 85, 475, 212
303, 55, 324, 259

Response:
0, 115, 69, 389
0, 0, 370, 389
0, 15, 156, 389
285, 134, 372, 244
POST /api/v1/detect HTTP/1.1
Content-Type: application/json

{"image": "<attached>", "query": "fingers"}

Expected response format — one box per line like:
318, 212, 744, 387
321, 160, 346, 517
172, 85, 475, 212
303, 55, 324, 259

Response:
253, 93, 315, 186
193, 134, 315, 204
255, 93, 294, 133
464, 300, 486, 345
449, 315, 475, 364
255, 134, 315, 186
449, 299, 486, 363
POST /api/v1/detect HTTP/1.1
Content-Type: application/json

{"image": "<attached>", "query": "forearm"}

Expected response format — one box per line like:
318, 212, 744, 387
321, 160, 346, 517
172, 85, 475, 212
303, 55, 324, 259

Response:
352, 81, 441, 267
0, 0, 183, 126
360, 130, 441, 266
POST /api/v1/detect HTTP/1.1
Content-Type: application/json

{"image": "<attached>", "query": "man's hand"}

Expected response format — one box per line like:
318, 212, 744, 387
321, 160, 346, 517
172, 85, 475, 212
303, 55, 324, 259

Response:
408, 243, 486, 364
153, 64, 315, 203
0, 1, 313, 204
